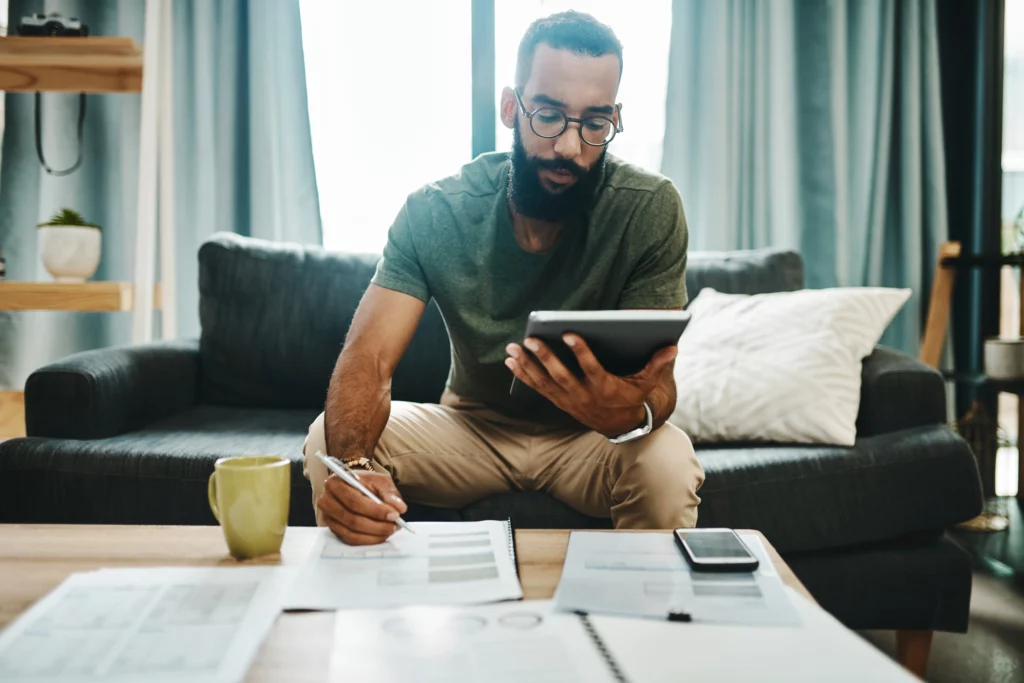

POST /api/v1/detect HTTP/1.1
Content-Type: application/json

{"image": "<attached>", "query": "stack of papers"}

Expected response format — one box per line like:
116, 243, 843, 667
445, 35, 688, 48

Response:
0, 566, 293, 683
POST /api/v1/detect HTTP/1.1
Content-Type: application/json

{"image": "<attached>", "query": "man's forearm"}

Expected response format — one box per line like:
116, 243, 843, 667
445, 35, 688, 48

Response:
324, 349, 393, 461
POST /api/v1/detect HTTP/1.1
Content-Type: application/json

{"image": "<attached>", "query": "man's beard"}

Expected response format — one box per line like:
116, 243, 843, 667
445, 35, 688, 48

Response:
508, 125, 606, 222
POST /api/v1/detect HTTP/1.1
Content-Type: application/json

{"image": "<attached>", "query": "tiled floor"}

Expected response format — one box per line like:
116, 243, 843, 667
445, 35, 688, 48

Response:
860, 500, 1024, 683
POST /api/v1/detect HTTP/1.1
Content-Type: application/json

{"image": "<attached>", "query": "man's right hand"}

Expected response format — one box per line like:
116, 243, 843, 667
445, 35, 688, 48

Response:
316, 470, 409, 545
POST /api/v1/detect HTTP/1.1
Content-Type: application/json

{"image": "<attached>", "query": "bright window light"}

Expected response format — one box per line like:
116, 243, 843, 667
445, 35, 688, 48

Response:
1005, 0, 1024, 173
301, 1, 670, 253
300, 0, 472, 253
0, 0, 7, 168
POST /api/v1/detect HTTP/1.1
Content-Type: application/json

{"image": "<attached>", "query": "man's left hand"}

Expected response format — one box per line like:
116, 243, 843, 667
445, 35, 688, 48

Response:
505, 334, 677, 437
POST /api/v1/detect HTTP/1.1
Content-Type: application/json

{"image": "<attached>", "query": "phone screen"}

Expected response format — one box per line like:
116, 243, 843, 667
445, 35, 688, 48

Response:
679, 531, 752, 559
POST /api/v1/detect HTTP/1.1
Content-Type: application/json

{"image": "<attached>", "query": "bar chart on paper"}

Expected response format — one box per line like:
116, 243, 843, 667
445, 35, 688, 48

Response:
284, 520, 523, 610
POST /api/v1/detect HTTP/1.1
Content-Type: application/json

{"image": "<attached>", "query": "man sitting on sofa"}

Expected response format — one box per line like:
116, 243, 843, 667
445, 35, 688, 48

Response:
303, 11, 704, 545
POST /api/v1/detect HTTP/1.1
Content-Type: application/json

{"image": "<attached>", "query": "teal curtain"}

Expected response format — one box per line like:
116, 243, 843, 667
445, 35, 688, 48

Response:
0, 0, 320, 389
172, 0, 321, 331
662, 0, 949, 352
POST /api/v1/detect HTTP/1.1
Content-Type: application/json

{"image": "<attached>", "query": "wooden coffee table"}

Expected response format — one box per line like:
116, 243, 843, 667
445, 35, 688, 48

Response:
0, 525, 811, 682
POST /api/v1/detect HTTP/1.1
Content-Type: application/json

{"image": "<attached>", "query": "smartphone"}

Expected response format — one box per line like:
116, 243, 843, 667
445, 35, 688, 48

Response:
674, 528, 760, 572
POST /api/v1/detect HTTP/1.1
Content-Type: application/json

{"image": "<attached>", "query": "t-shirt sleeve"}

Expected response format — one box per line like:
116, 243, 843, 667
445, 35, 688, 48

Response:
618, 182, 690, 309
370, 195, 431, 303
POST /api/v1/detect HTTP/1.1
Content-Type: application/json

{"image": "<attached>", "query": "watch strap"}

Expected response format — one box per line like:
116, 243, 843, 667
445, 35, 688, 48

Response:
608, 401, 653, 444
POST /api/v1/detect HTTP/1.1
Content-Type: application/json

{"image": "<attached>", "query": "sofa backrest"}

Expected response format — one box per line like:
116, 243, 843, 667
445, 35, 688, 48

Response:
198, 234, 450, 409
198, 233, 804, 408
685, 248, 804, 298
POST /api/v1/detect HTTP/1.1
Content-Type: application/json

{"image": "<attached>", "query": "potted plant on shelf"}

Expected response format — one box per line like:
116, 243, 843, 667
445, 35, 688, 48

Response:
37, 208, 101, 282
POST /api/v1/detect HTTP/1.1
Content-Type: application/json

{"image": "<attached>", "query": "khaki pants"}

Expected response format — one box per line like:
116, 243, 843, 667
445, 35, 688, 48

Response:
302, 391, 704, 529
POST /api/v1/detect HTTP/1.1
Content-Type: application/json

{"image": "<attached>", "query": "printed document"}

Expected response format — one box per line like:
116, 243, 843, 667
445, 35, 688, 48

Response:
284, 520, 522, 609
0, 566, 292, 683
553, 531, 801, 626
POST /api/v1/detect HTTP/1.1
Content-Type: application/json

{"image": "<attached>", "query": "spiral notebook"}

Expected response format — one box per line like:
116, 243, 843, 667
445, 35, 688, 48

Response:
284, 520, 522, 610
331, 600, 628, 683
332, 594, 919, 683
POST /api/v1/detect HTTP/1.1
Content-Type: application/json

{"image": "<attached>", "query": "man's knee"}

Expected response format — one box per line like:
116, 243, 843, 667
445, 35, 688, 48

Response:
612, 423, 704, 529
616, 423, 703, 484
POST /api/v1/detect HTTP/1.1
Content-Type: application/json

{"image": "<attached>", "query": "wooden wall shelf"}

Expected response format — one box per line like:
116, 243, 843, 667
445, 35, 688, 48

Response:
0, 282, 161, 312
0, 391, 26, 439
0, 37, 142, 93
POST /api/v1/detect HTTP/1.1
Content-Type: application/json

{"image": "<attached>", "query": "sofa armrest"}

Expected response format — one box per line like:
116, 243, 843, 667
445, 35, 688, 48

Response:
856, 346, 946, 437
25, 340, 199, 439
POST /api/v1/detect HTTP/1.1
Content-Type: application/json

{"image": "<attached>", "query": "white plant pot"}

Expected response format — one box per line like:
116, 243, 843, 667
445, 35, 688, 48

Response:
38, 225, 101, 282
985, 337, 1024, 380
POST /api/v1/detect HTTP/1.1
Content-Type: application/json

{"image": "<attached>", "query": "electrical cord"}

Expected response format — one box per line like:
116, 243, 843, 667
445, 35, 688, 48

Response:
34, 92, 86, 176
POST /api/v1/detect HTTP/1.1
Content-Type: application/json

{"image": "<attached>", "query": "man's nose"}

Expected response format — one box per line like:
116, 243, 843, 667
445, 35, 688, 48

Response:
553, 123, 582, 160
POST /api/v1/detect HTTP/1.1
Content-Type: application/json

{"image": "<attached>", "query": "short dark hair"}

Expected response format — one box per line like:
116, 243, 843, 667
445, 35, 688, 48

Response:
515, 11, 623, 89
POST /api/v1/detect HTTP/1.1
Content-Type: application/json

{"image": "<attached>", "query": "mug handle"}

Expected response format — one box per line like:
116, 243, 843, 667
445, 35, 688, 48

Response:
208, 472, 220, 523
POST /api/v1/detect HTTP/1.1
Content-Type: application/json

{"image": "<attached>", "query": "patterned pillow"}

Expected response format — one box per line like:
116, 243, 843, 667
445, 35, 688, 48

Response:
670, 287, 911, 446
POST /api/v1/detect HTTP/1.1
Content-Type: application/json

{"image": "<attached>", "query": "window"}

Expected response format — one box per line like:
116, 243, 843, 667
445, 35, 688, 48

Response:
0, 0, 7, 174
997, 0, 1024, 497
300, 0, 472, 253
1006, 0, 1024, 222
494, 0, 672, 173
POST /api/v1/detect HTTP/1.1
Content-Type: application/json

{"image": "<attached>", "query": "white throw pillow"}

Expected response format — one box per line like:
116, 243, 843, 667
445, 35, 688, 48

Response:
670, 287, 911, 446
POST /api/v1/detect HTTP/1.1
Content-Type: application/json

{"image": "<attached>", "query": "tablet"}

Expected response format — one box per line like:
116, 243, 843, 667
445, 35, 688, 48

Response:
510, 309, 691, 398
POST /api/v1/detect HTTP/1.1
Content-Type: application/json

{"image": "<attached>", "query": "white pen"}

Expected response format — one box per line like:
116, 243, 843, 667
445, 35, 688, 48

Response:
313, 451, 415, 535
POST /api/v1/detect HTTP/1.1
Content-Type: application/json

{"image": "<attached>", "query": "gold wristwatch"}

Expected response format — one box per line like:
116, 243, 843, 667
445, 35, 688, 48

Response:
341, 456, 375, 472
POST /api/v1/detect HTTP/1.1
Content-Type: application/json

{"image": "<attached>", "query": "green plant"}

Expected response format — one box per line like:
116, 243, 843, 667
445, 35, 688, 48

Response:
37, 208, 100, 230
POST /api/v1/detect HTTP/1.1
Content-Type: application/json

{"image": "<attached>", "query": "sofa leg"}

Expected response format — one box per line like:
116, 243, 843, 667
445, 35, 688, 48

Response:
895, 630, 933, 679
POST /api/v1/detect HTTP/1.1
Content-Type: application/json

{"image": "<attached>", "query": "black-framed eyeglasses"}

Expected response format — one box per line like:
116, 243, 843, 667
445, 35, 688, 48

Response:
514, 89, 624, 147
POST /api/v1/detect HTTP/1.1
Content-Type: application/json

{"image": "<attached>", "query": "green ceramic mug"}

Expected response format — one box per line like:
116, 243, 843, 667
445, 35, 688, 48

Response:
208, 455, 290, 560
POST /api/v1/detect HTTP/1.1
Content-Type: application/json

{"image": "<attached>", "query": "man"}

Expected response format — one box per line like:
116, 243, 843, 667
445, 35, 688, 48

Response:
303, 11, 704, 545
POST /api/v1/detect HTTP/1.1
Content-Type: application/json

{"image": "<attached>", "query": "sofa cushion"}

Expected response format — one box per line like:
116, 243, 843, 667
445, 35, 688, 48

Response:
198, 233, 451, 409
694, 425, 982, 553
671, 287, 911, 446
459, 492, 611, 529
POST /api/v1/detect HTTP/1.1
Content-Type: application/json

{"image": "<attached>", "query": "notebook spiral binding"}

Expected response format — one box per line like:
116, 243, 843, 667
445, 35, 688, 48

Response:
504, 519, 520, 577
504, 519, 515, 560
576, 612, 629, 683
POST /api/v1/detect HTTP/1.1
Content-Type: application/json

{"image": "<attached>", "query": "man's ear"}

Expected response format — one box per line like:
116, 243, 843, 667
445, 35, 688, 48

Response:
499, 87, 518, 130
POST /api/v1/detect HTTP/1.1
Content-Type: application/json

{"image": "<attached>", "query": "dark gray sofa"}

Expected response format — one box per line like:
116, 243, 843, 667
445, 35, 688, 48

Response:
0, 233, 983, 634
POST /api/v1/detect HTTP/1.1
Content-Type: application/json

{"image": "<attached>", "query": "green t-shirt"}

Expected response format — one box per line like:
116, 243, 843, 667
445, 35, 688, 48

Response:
371, 151, 689, 425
